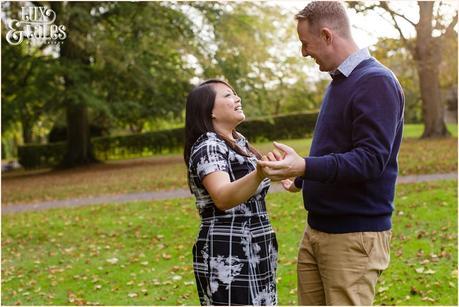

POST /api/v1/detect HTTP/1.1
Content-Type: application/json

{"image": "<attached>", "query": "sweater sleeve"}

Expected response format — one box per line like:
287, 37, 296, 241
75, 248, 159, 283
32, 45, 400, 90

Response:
303, 74, 403, 183
294, 176, 303, 189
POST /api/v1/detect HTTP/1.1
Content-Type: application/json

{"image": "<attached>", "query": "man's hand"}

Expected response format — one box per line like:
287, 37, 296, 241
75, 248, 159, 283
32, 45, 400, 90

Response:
257, 142, 305, 181
281, 178, 301, 193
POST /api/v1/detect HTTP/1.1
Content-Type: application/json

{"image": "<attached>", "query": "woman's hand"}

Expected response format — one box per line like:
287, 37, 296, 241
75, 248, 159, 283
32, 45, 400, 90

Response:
257, 149, 283, 180
281, 178, 301, 193
256, 156, 268, 180
257, 142, 305, 181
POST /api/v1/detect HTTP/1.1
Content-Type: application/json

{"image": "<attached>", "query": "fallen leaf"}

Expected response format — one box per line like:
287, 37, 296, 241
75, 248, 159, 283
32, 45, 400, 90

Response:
421, 297, 435, 303
106, 257, 119, 264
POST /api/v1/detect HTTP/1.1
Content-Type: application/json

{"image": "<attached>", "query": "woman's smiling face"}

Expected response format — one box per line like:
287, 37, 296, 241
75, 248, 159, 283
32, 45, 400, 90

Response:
211, 82, 245, 128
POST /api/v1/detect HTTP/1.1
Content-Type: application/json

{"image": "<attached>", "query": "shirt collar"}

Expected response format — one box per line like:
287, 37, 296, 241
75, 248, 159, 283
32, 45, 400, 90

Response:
330, 48, 371, 78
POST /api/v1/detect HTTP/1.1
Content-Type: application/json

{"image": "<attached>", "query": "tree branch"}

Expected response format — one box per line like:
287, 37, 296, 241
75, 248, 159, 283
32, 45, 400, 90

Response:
374, 1, 417, 53
379, 1, 417, 27
347, 1, 379, 13
443, 11, 458, 38
387, 9, 409, 44
349, 1, 414, 50
433, 0, 443, 30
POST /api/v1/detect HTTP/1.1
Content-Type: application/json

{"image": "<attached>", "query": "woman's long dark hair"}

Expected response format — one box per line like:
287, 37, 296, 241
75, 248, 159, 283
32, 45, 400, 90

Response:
184, 79, 261, 169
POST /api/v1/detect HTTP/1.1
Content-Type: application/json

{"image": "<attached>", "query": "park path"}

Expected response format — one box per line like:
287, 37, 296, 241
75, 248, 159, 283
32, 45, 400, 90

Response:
2, 172, 457, 214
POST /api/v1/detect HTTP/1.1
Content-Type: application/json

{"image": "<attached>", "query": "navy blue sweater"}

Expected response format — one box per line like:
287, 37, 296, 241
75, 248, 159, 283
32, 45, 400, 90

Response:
296, 58, 404, 233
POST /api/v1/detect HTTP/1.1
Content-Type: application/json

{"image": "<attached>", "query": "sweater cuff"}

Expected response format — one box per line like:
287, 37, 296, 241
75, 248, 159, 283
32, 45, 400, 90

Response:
294, 176, 303, 189
304, 155, 337, 182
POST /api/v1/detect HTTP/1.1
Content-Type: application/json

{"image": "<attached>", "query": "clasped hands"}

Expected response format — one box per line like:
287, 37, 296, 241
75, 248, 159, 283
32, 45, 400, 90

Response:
256, 142, 305, 192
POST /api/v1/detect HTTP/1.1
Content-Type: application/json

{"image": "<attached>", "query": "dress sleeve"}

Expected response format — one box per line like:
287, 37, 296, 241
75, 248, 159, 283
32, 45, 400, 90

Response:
190, 135, 229, 181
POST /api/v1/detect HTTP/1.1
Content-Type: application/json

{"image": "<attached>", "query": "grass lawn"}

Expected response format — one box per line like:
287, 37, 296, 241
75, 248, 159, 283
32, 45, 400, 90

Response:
1, 180, 457, 305
2, 124, 457, 205
403, 124, 457, 138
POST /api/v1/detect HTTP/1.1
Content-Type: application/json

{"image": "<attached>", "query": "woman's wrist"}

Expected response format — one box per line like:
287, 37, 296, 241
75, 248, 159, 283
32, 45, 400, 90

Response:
255, 167, 266, 182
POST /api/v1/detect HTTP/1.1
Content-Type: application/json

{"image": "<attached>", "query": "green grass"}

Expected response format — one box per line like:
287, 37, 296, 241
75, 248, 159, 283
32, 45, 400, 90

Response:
2, 180, 457, 305
403, 123, 457, 138
2, 124, 457, 205
374, 181, 458, 305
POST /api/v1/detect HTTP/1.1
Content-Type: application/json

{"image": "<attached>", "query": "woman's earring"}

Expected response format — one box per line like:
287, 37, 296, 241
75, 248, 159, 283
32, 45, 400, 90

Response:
211, 114, 216, 119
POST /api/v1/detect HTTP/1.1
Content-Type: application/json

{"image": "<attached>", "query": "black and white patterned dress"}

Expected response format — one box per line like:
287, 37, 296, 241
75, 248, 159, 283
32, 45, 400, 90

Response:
189, 132, 278, 306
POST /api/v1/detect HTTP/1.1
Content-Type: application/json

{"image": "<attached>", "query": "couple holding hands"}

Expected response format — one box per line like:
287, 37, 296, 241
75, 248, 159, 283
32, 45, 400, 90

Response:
184, 2, 404, 306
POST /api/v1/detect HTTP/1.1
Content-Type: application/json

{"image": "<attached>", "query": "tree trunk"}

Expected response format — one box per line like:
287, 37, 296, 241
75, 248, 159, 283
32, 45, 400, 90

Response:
60, 104, 97, 167
55, 2, 98, 167
415, 2, 450, 138
21, 119, 33, 144
274, 77, 284, 115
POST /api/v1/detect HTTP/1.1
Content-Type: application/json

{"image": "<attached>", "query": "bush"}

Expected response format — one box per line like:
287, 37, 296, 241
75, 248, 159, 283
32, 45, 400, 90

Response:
239, 111, 318, 141
17, 111, 318, 169
17, 142, 67, 169
92, 127, 185, 160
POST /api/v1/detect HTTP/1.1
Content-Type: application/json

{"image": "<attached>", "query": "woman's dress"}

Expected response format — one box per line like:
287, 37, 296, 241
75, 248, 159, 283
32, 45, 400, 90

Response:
189, 132, 278, 306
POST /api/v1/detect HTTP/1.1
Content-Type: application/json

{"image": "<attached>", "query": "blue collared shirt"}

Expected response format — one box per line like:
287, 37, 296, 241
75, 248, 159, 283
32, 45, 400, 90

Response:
330, 48, 371, 78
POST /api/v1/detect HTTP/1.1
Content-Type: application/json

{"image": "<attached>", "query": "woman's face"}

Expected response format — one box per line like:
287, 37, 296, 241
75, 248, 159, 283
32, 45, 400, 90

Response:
211, 83, 245, 128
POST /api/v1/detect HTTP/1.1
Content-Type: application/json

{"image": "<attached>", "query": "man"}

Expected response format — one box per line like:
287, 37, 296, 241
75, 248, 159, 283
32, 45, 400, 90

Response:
258, 1, 405, 305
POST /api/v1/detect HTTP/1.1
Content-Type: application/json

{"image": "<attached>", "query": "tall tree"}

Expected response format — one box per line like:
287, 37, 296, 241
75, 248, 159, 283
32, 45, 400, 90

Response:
3, 1, 198, 167
92, 2, 196, 133
1, 30, 62, 144
189, 1, 319, 117
349, 1, 458, 138
51, 2, 98, 167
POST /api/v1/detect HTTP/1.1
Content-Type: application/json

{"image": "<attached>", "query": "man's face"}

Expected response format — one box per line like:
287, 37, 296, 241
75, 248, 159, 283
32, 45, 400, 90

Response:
297, 20, 333, 72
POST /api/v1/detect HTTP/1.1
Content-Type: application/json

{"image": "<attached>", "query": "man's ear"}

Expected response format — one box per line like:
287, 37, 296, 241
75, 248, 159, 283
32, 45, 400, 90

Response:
320, 27, 333, 45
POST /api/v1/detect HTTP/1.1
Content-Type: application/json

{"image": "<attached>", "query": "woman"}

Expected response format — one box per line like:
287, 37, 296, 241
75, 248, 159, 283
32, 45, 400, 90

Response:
184, 79, 278, 305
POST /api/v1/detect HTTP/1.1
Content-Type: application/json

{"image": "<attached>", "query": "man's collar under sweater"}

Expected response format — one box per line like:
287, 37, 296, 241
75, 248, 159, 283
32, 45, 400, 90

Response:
329, 48, 371, 78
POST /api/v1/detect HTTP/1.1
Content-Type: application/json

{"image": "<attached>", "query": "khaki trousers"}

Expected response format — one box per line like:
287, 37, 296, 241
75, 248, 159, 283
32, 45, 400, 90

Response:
297, 225, 391, 306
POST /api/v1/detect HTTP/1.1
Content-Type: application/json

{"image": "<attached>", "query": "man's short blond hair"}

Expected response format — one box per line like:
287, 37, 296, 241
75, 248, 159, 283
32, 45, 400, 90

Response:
295, 1, 352, 38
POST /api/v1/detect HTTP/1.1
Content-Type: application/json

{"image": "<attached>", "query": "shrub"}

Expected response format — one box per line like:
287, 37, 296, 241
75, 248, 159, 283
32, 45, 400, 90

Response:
92, 127, 185, 160
239, 111, 318, 141
17, 142, 67, 169
18, 111, 318, 169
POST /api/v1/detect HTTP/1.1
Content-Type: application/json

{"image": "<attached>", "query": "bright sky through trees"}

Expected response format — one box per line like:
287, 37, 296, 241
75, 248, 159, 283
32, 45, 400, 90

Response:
267, 0, 457, 81
276, 0, 417, 47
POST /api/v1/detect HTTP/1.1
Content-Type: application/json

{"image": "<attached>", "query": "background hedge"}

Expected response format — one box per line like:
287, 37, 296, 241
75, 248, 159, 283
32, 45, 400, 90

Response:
18, 143, 67, 169
17, 111, 318, 169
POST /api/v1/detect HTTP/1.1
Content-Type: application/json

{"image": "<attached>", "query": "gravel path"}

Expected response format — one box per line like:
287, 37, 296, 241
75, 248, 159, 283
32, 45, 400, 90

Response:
2, 172, 456, 214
